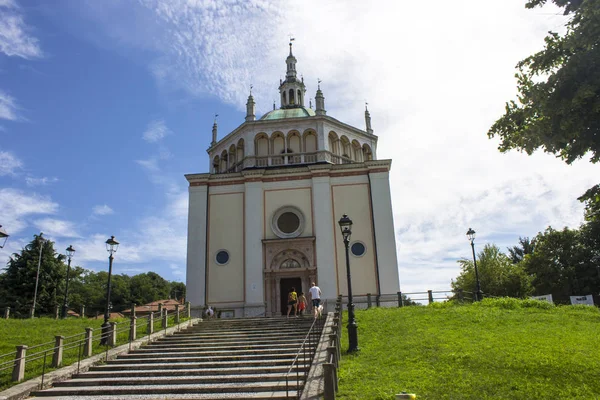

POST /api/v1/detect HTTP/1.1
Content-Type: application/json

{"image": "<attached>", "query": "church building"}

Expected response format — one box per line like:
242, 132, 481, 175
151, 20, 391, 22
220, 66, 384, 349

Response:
185, 43, 400, 317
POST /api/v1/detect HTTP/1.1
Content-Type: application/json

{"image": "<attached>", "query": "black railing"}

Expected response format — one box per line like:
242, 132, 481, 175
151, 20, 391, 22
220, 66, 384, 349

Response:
285, 300, 327, 399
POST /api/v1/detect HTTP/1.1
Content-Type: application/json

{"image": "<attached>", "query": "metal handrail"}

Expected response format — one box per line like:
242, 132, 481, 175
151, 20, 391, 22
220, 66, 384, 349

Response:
284, 308, 326, 398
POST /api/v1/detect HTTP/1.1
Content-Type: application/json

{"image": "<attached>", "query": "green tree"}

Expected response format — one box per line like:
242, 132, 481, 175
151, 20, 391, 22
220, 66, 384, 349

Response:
0, 234, 67, 317
522, 226, 597, 303
488, 0, 600, 164
129, 272, 171, 306
452, 244, 533, 299
507, 237, 536, 264
169, 281, 186, 301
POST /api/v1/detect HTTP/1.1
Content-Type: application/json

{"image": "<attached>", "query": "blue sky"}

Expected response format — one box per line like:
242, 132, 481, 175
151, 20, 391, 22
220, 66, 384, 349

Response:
1, 0, 599, 292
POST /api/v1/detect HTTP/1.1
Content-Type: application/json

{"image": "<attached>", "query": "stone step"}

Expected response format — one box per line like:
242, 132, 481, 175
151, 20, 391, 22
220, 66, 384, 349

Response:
107, 352, 299, 364
157, 332, 308, 342
55, 373, 301, 387
185, 321, 315, 332
78, 365, 307, 378
168, 327, 311, 336
89, 359, 301, 371
30, 315, 324, 400
33, 381, 302, 397
135, 341, 306, 351
124, 346, 309, 357
33, 390, 297, 399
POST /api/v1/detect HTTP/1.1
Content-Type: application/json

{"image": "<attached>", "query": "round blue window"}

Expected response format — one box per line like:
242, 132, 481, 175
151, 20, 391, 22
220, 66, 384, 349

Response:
351, 242, 366, 257
216, 250, 230, 265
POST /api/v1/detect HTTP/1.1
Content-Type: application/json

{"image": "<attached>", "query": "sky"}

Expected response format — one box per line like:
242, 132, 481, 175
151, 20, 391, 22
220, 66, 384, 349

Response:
1, 0, 598, 295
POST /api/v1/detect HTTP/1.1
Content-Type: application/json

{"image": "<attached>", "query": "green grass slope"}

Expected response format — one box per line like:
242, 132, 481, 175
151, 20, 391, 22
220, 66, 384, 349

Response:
337, 298, 600, 400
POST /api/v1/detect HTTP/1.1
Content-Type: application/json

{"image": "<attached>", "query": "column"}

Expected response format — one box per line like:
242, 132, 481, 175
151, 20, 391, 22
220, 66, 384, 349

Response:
244, 179, 264, 309
311, 174, 338, 299
187, 184, 209, 307
368, 169, 400, 294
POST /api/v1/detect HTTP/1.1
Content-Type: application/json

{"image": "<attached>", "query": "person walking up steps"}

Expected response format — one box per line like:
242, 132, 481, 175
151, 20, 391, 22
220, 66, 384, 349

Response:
298, 292, 307, 316
308, 282, 322, 318
287, 287, 298, 318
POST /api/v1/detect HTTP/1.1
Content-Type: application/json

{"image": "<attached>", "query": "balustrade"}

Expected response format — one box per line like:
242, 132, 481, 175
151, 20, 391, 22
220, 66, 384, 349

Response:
213, 150, 354, 174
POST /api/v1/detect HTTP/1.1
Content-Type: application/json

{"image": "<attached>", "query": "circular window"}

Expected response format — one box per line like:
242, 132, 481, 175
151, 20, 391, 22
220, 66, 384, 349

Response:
272, 207, 305, 238
215, 250, 230, 265
277, 212, 300, 234
351, 241, 366, 257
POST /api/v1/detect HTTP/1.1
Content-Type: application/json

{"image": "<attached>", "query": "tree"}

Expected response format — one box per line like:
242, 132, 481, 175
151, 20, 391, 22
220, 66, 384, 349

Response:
488, 0, 600, 164
507, 237, 536, 264
523, 226, 598, 303
0, 234, 66, 317
452, 244, 533, 298
169, 281, 186, 301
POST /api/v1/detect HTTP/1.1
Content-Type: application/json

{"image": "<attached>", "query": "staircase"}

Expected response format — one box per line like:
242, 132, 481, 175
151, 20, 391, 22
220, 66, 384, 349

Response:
32, 316, 324, 399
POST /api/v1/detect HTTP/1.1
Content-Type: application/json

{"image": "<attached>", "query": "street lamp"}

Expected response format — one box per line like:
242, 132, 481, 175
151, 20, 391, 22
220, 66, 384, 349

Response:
100, 236, 119, 345
31, 233, 46, 318
466, 228, 483, 301
338, 214, 359, 353
61, 245, 76, 319
0, 225, 9, 248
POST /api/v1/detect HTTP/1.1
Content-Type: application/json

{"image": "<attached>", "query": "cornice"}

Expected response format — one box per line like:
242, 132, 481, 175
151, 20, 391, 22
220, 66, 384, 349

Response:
186, 159, 392, 187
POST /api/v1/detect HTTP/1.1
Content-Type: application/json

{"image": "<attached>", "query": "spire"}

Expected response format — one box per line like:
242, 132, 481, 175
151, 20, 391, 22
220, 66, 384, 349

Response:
245, 86, 255, 122
285, 38, 297, 81
279, 40, 305, 108
365, 102, 373, 134
211, 114, 218, 145
315, 79, 326, 116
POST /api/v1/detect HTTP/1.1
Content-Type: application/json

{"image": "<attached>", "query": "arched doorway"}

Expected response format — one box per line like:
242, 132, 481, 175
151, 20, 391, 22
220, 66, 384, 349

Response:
263, 237, 316, 316
280, 277, 302, 316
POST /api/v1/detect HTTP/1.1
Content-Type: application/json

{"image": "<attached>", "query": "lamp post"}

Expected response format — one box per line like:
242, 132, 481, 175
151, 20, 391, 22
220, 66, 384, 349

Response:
61, 245, 76, 319
100, 236, 119, 345
0, 225, 9, 248
338, 214, 359, 353
31, 233, 46, 318
466, 228, 483, 301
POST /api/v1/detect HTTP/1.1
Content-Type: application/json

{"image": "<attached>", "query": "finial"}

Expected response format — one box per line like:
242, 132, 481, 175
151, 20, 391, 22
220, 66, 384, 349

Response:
250, 84, 253, 96
309, 98, 313, 108
214, 113, 219, 124
317, 78, 321, 90
288, 35, 295, 55
273, 101, 276, 110
365, 101, 369, 111
301, 74, 304, 83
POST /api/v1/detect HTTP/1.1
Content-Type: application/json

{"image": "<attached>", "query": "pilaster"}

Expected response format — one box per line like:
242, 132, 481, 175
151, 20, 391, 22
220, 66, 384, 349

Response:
186, 183, 209, 307
368, 167, 400, 293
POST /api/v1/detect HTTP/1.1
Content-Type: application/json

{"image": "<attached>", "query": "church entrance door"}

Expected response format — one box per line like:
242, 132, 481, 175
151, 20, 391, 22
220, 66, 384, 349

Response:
280, 277, 302, 316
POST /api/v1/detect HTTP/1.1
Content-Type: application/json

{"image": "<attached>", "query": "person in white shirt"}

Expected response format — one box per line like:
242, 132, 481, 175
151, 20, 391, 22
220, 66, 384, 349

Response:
308, 282, 322, 318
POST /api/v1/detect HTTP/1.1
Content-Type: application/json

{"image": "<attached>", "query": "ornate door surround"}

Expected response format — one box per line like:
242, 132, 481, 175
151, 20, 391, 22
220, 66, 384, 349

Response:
263, 236, 317, 316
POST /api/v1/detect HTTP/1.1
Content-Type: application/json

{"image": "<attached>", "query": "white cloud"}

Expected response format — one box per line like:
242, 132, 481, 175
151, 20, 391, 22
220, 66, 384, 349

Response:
25, 176, 59, 186
0, 188, 58, 235
143, 119, 172, 143
136, 158, 159, 172
33, 218, 80, 238
92, 204, 114, 216
0, 90, 20, 121
0, 148, 22, 175
0, 0, 42, 59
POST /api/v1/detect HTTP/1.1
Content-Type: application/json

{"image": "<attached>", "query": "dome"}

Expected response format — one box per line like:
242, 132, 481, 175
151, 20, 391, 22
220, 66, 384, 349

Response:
260, 107, 316, 121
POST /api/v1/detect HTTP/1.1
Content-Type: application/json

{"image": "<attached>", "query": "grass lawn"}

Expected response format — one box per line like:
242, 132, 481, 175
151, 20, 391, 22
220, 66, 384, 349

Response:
337, 298, 600, 400
0, 314, 186, 390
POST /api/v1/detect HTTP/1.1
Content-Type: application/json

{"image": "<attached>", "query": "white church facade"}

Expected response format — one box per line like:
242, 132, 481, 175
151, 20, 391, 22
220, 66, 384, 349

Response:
185, 44, 400, 317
